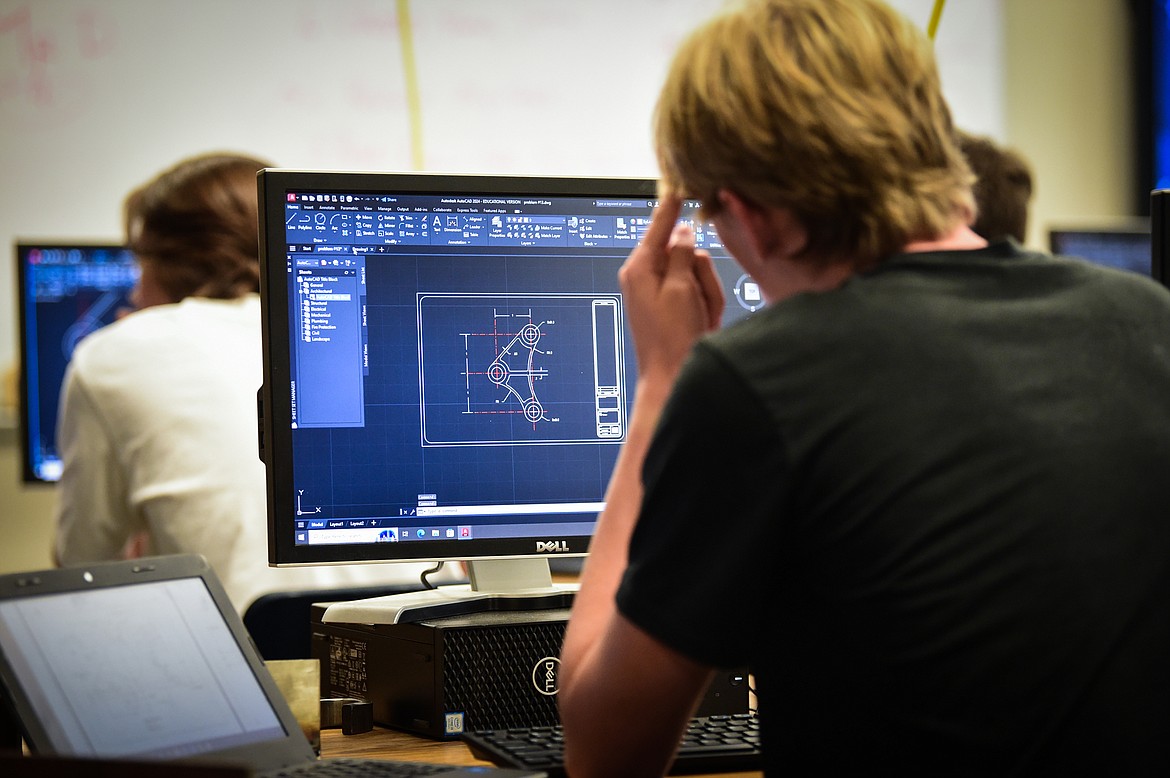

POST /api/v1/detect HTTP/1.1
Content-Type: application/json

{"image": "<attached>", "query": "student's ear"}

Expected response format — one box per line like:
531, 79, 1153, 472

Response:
717, 190, 807, 260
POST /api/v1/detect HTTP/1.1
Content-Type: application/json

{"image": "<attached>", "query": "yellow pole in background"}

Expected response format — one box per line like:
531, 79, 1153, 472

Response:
397, 0, 425, 170
927, 0, 947, 41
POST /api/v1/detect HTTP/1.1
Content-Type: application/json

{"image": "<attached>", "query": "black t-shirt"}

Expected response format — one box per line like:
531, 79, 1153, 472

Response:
617, 244, 1170, 775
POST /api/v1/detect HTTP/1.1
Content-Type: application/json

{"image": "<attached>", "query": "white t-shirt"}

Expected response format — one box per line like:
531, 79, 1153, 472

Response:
54, 294, 457, 611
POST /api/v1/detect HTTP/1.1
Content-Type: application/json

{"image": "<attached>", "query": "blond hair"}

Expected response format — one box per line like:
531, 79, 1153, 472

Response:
654, 0, 975, 265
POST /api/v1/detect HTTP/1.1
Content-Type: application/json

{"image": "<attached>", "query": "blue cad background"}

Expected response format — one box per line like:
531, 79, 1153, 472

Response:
1156, 0, 1170, 189
292, 250, 626, 519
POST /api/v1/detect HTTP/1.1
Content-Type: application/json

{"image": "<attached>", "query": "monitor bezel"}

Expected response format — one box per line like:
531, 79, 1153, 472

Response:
14, 240, 133, 485
1153, 189, 1170, 285
257, 169, 660, 567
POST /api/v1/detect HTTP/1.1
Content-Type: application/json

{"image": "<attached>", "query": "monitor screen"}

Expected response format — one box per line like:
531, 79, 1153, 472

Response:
1151, 0, 1170, 194
15, 243, 139, 483
257, 171, 756, 584
1048, 226, 1151, 276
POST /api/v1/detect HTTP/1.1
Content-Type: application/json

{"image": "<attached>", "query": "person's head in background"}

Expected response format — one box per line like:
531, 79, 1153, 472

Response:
125, 152, 272, 310
957, 130, 1034, 244
652, 0, 976, 272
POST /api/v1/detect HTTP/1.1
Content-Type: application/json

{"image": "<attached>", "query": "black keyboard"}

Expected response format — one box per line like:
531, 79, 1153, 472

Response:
462, 712, 761, 777
265, 753, 535, 772
267, 758, 541, 777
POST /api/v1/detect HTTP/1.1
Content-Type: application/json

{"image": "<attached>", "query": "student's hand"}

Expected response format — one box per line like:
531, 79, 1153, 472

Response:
618, 193, 724, 389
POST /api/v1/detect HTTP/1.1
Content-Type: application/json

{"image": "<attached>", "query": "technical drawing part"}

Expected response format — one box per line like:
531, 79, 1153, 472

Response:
591, 299, 623, 439
417, 293, 627, 447
481, 314, 550, 427
61, 291, 122, 359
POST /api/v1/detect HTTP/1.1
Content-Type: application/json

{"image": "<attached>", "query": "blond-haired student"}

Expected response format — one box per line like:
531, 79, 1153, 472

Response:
560, 1, 1170, 775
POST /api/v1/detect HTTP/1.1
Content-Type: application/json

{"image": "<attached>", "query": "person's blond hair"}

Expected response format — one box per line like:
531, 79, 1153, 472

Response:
654, 0, 975, 266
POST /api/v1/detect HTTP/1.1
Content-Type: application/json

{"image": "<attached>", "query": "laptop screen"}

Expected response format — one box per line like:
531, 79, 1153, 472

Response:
0, 576, 285, 759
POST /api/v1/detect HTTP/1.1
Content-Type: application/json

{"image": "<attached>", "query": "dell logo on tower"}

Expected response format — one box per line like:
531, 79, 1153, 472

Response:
536, 540, 571, 553
532, 656, 561, 696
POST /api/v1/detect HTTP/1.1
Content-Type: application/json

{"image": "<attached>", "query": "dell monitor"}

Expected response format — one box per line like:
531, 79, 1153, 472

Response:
1048, 224, 1151, 276
15, 242, 139, 483
257, 170, 757, 623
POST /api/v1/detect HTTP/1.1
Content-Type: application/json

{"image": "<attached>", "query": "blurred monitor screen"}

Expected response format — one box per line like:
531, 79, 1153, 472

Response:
1048, 225, 1151, 276
16, 243, 139, 483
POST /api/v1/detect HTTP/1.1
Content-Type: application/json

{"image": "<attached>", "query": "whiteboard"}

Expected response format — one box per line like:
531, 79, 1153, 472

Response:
0, 0, 1002, 370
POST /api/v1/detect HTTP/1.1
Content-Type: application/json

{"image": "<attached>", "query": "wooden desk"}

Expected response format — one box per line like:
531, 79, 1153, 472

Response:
320, 726, 762, 777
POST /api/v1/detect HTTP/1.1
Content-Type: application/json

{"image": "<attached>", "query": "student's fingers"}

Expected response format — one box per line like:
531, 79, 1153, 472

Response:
663, 222, 697, 280
641, 194, 685, 270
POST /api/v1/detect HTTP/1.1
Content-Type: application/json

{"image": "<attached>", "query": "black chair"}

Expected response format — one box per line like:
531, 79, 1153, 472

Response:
243, 583, 425, 660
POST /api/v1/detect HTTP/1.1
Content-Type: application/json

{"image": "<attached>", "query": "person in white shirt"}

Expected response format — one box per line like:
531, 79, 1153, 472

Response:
54, 152, 456, 611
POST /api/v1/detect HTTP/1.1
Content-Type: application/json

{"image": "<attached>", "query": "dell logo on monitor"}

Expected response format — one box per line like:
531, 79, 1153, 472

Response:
536, 540, 571, 553
532, 656, 561, 696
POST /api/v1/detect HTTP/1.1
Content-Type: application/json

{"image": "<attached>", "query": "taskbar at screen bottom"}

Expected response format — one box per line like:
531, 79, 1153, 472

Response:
295, 520, 597, 546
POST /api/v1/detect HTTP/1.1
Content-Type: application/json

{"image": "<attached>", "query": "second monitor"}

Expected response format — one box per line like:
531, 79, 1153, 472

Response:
15, 242, 139, 484
1048, 223, 1151, 276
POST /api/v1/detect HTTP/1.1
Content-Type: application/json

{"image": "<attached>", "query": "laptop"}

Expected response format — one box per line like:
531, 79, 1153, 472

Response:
0, 554, 542, 777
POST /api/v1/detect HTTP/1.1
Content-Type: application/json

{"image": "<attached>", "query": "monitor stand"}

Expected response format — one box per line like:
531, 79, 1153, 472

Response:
320, 558, 578, 625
